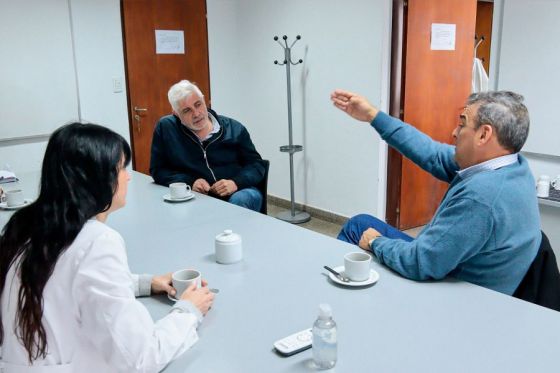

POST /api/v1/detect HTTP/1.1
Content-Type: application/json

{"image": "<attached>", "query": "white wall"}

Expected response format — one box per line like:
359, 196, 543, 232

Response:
3, 0, 390, 219
490, 0, 560, 180
0, 0, 78, 140
0, 141, 48, 174
495, 0, 560, 157
207, 0, 392, 218
0, 0, 129, 174
70, 0, 130, 142
490, 0, 560, 253
526, 153, 560, 259
4, 0, 557, 241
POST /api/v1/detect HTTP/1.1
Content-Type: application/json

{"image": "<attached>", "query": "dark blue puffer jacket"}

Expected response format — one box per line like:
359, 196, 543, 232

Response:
150, 109, 265, 190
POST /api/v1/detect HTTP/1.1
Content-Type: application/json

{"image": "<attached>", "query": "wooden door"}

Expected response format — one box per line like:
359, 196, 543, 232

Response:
387, 0, 477, 230
122, 0, 210, 174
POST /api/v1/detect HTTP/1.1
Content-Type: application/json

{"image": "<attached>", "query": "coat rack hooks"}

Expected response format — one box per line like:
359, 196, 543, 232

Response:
273, 34, 310, 224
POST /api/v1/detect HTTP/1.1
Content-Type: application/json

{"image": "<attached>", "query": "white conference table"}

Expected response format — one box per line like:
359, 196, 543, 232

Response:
2, 172, 560, 372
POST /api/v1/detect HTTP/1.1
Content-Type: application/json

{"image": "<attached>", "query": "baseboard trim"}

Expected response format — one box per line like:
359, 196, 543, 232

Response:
267, 194, 349, 226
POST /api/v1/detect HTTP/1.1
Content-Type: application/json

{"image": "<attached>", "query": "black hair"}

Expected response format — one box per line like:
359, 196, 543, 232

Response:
0, 122, 131, 362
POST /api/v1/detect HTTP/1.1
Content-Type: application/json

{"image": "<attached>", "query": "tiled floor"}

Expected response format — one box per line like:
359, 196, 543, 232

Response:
267, 203, 342, 238
267, 202, 423, 239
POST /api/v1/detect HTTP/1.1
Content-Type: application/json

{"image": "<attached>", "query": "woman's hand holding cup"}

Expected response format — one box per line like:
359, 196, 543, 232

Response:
180, 281, 214, 315
151, 272, 176, 297
151, 273, 214, 314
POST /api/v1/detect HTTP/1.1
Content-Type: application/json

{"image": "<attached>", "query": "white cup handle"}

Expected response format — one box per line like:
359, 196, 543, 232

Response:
552, 180, 558, 188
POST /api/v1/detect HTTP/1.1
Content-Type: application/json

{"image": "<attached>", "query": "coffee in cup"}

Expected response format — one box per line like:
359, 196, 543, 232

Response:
169, 182, 192, 199
5, 189, 25, 207
344, 252, 372, 281
172, 269, 201, 297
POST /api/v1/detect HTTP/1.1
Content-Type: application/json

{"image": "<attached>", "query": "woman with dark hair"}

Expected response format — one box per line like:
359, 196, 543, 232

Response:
0, 123, 214, 372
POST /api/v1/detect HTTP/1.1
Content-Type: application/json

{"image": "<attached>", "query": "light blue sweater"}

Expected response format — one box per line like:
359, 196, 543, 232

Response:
371, 112, 541, 295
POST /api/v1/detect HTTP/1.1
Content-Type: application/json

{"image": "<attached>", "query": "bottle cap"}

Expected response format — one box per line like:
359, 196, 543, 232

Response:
318, 303, 332, 319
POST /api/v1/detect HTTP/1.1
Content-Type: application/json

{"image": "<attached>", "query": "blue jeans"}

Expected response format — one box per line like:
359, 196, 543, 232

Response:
337, 214, 414, 245
228, 187, 263, 212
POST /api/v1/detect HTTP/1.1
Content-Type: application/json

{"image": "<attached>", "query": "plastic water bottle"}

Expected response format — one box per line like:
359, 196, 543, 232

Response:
312, 303, 337, 370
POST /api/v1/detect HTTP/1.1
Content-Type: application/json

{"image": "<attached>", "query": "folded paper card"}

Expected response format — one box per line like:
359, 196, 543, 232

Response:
0, 170, 17, 184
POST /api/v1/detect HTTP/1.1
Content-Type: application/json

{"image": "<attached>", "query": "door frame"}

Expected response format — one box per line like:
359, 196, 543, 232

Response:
120, 0, 135, 169
386, 0, 407, 227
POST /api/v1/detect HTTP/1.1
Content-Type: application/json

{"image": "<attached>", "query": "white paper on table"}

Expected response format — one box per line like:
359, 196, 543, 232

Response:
155, 30, 185, 54
0, 170, 17, 183
431, 23, 456, 51
0, 170, 16, 179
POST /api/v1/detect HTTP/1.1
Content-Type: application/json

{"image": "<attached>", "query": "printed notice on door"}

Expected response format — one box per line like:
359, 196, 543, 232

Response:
155, 30, 185, 54
430, 23, 456, 51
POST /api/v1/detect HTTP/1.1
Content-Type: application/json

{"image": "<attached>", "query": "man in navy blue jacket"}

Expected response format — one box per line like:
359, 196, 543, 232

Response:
150, 80, 265, 212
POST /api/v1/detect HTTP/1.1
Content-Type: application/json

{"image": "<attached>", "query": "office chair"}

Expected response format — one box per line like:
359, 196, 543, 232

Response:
513, 231, 560, 312
257, 159, 270, 215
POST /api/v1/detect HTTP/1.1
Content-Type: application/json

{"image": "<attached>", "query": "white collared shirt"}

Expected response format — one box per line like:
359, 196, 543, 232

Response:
457, 153, 519, 180
201, 113, 220, 141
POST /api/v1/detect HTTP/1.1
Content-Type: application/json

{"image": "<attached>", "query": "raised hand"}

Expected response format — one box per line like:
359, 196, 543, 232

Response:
330, 89, 379, 123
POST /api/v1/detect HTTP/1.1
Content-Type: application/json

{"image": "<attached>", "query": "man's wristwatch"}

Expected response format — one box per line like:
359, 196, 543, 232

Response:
368, 235, 381, 248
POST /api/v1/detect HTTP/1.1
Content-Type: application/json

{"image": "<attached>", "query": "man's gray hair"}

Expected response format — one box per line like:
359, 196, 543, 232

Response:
467, 91, 530, 153
168, 80, 204, 112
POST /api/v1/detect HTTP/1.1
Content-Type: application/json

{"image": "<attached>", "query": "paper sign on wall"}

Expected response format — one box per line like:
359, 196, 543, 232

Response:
155, 30, 185, 54
430, 23, 456, 51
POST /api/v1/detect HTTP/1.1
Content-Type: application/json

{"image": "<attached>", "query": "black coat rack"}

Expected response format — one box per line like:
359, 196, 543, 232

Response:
273, 35, 310, 224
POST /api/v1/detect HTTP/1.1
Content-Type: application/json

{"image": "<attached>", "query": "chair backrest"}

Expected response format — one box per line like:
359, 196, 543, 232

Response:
256, 159, 270, 215
513, 231, 560, 312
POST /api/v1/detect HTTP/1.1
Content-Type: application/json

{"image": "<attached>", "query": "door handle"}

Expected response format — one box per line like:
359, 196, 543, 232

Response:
132, 106, 147, 133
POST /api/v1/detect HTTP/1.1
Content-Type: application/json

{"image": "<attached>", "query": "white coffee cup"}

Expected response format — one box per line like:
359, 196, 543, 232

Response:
551, 175, 560, 191
538, 175, 551, 183
5, 189, 25, 207
172, 269, 201, 297
215, 229, 243, 264
537, 180, 550, 198
344, 252, 372, 282
169, 182, 192, 199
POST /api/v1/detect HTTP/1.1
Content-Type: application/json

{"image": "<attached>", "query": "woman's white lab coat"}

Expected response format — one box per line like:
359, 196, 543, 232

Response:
1, 220, 199, 372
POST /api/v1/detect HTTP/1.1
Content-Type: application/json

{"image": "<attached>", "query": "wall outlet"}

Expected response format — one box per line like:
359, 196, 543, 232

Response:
112, 77, 123, 93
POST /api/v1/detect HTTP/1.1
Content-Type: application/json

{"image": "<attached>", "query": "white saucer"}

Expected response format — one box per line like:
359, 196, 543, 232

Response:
327, 265, 379, 287
163, 193, 195, 202
0, 199, 33, 210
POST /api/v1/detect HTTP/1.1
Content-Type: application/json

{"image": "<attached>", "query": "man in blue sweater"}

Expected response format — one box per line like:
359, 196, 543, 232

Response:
151, 80, 265, 212
331, 90, 541, 295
